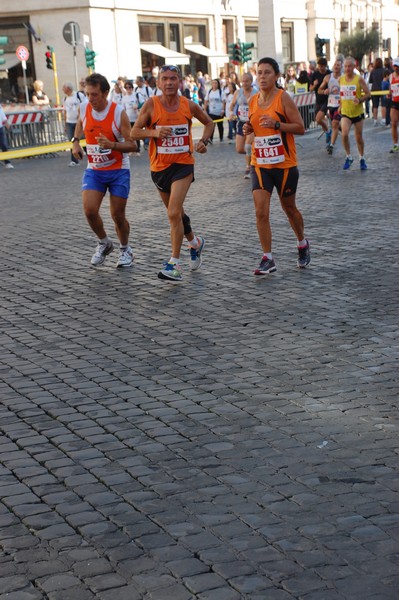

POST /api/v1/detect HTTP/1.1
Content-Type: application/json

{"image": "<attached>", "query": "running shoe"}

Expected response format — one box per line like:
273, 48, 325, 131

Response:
189, 236, 205, 271
91, 241, 114, 266
359, 158, 368, 171
327, 144, 334, 155
68, 161, 79, 167
5, 163, 14, 169
253, 256, 277, 276
389, 145, 399, 153
325, 130, 332, 145
297, 240, 311, 268
244, 167, 250, 179
116, 246, 134, 268
158, 262, 182, 282
343, 157, 353, 170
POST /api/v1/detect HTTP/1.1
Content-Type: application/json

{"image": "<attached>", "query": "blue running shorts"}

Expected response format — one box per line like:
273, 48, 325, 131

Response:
82, 168, 130, 199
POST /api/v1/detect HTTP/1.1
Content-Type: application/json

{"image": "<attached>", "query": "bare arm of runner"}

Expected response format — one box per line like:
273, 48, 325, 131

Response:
189, 101, 215, 153
318, 73, 331, 95
354, 77, 371, 105
71, 118, 85, 160
229, 89, 238, 118
130, 98, 173, 141
97, 110, 138, 152
271, 92, 305, 135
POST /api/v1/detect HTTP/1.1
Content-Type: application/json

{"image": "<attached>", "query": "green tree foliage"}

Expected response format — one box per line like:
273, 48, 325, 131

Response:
338, 28, 380, 66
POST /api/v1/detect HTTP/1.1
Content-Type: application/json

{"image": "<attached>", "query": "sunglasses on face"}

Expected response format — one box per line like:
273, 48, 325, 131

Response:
159, 65, 180, 75
125, 85, 133, 89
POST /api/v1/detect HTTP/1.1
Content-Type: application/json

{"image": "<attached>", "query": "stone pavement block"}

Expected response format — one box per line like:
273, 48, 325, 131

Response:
146, 584, 194, 600
97, 585, 143, 600
197, 588, 242, 600
183, 572, 228, 594
0, 590, 44, 600
47, 587, 97, 600
37, 573, 82, 592
84, 572, 127, 591
0, 575, 31, 593
166, 557, 211, 578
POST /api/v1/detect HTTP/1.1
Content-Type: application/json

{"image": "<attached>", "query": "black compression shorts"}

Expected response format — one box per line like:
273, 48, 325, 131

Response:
251, 166, 299, 198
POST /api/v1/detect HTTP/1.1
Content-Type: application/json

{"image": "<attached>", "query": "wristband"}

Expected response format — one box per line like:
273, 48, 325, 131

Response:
200, 139, 209, 146
71, 136, 80, 143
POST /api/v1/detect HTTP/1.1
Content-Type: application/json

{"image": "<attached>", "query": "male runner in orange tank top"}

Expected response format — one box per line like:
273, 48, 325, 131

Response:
130, 65, 214, 282
72, 73, 137, 268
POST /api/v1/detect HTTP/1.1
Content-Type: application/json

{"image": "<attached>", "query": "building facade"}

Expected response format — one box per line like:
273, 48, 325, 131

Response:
0, 0, 398, 103
0, 0, 258, 103
259, 0, 399, 69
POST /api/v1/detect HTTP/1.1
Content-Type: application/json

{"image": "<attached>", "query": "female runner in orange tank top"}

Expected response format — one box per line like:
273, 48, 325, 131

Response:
243, 57, 311, 276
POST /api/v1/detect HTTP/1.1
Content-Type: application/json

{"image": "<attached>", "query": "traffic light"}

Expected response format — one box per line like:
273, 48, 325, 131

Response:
0, 35, 8, 66
232, 42, 242, 64
45, 46, 54, 70
315, 35, 326, 58
85, 48, 96, 69
228, 42, 237, 63
242, 42, 254, 63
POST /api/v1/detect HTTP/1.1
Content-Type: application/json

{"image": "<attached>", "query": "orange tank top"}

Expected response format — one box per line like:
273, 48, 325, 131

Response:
248, 89, 297, 169
149, 96, 194, 172
84, 102, 123, 170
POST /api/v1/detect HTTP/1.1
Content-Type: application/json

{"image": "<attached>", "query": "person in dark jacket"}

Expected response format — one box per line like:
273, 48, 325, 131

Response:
369, 57, 385, 125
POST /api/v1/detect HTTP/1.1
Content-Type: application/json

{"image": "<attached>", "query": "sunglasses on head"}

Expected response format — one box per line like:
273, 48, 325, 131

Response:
159, 65, 180, 74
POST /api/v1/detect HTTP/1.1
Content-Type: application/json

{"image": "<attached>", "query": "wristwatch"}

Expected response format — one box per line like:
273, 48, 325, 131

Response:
200, 139, 209, 146
274, 121, 281, 130
71, 136, 80, 143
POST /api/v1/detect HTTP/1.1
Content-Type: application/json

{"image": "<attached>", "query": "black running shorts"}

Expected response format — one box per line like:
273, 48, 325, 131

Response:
340, 113, 365, 124
151, 163, 194, 194
251, 166, 299, 198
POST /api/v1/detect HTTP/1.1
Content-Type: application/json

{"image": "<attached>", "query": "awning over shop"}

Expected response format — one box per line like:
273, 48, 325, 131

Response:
140, 43, 190, 65
184, 43, 228, 61
1, 55, 21, 70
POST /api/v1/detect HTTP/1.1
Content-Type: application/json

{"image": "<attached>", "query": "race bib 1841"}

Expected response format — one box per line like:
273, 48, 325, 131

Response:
156, 124, 190, 154
254, 134, 284, 165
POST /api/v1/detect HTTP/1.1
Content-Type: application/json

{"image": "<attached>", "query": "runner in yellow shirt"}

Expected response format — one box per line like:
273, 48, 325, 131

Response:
339, 56, 370, 170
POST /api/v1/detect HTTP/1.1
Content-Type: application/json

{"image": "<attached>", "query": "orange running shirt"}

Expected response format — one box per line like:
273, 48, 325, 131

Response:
248, 89, 297, 169
148, 96, 194, 172
83, 102, 125, 170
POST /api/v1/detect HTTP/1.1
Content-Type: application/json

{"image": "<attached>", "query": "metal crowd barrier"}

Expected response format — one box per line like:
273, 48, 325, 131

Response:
5, 107, 66, 150
2, 94, 318, 159
291, 92, 317, 130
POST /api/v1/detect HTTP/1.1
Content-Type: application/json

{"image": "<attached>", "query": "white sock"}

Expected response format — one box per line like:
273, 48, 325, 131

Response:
170, 257, 181, 265
188, 236, 199, 248
297, 239, 307, 248
263, 253, 272, 260
100, 236, 110, 245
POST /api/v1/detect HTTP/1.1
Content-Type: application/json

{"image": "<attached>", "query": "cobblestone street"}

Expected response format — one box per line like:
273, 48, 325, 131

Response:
1, 121, 398, 600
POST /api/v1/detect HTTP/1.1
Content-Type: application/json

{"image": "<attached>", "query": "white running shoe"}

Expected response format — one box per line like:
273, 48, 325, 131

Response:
69, 161, 79, 167
5, 163, 14, 169
189, 236, 205, 271
91, 241, 114, 266
116, 246, 134, 268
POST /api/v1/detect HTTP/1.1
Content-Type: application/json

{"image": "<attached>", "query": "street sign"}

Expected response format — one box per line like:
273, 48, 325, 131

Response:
16, 45, 30, 61
63, 22, 80, 46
